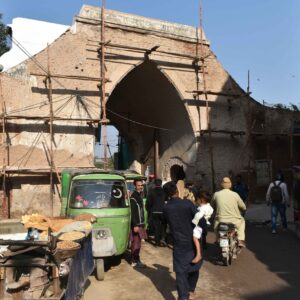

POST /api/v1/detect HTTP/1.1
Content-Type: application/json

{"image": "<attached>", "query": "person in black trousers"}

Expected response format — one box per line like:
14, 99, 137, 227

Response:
163, 182, 202, 300
130, 179, 147, 268
146, 178, 166, 246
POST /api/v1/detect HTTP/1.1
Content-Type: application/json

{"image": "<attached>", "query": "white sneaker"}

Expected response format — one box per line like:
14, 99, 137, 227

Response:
131, 262, 137, 267
272, 230, 277, 234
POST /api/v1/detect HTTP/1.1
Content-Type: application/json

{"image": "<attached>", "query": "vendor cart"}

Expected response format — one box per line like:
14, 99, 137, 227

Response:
0, 219, 94, 300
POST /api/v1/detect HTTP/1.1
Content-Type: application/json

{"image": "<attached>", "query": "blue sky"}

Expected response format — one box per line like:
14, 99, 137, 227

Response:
1, 0, 299, 107
1, 1, 299, 156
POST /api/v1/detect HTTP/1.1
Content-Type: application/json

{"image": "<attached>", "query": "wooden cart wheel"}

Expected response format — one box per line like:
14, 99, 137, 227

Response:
95, 258, 105, 281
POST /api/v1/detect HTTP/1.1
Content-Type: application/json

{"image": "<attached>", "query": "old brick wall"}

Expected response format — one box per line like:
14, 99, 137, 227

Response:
0, 5, 298, 217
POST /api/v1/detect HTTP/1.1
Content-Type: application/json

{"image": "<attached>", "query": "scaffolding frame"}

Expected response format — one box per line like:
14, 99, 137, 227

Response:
0, 1, 298, 216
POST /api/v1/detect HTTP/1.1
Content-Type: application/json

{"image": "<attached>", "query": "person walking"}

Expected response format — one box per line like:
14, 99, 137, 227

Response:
266, 173, 290, 234
192, 191, 213, 249
146, 174, 156, 194
130, 179, 147, 268
212, 177, 246, 247
146, 178, 167, 247
233, 174, 249, 203
163, 182, 202, 300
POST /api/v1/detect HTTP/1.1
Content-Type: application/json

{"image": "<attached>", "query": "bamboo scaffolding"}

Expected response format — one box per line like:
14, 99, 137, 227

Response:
199, 0, 216, 191
186, 90, 244, 98
194, 29, 201, 152
251, 132, 300, 137
87, 40, 210, 61
0, 76, 9, 218
246, 70, 252, 202
154, 129, 159, 178
200, 129, 246, 136
3, 167, 90, 174
46, 45, 54, 217
100, 0, 109, 169
201, 130, 300, 137
42, 141, 61, 185
1, 115, 101, 122
30, 73, 103, 82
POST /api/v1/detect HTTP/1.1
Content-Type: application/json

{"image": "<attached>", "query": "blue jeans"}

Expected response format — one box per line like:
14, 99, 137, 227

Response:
271, 203, 287, 231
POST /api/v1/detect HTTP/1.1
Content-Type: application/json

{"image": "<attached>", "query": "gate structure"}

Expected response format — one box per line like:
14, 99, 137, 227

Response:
0, 5, 299, 217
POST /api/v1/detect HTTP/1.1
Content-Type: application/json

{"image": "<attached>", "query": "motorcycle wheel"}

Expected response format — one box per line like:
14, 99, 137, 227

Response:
229, 236, 238, 264
232, 240, 238, 259
223, 254, 230, 266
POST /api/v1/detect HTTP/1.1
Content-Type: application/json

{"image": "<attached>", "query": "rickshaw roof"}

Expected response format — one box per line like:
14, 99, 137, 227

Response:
72, 174, 125, 181
114, 170, 146, 181
62, 168, 125, 180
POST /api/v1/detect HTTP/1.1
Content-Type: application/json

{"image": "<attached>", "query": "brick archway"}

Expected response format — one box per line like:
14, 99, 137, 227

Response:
162, 157, 187, 181
107, 60, 195, 176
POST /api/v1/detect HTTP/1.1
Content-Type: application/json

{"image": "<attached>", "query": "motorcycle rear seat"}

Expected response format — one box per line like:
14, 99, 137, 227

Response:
218, 222, 236, 231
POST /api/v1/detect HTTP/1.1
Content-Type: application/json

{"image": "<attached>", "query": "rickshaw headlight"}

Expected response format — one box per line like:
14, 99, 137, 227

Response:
96, 230, 107, 239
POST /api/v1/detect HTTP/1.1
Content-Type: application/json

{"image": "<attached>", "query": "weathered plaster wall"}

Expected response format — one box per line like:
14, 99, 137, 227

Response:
1, 5, 299, 217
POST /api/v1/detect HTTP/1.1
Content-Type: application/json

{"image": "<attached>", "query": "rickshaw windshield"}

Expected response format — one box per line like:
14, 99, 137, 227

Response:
69, 180, 127, 209
126, 180, 135, 195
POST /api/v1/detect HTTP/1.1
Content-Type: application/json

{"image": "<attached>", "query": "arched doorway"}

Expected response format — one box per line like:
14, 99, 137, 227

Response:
170, 164, 186, 182
107, 60, 195, 178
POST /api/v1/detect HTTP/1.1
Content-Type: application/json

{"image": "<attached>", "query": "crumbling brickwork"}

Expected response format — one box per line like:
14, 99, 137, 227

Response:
0, 5, 299, 217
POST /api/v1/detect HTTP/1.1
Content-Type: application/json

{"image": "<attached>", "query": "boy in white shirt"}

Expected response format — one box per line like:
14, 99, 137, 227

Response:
192, 191, 214, 263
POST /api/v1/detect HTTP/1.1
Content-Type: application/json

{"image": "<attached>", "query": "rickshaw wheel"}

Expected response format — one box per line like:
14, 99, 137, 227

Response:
96, 258, 105, 281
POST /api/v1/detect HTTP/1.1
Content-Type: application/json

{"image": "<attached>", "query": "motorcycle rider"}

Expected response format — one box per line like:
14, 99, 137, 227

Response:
211, 177, 247, 247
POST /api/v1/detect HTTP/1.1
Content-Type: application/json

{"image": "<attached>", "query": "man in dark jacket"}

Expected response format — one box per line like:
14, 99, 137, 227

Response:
163, 182, 202, 300
146, 178, 166, 247
130, 179, 147, 268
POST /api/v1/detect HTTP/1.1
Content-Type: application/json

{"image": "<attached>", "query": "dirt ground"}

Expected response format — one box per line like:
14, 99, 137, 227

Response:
83, 239, 230, 300
84, 223, 300, 300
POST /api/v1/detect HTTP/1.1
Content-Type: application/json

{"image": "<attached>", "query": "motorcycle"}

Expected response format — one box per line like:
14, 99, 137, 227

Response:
218, 222, 240, 266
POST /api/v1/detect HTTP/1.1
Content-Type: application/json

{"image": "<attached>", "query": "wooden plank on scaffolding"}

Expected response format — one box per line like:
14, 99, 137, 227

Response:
30, 72, 102, 82
2, 115, 101, 122
200, 129, 246, 136
186, 90, 242, 98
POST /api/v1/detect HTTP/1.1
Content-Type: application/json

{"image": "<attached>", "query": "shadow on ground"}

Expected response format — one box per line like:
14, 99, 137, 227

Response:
134, 263, 176, 300
242, 224, 300, 300
123, 245, 176, 300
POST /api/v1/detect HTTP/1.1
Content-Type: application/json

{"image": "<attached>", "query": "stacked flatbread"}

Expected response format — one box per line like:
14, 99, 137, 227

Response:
21, 214, 74, 232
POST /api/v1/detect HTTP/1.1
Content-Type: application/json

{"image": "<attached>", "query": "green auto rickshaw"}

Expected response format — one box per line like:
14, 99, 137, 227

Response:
60, 168, 130, 281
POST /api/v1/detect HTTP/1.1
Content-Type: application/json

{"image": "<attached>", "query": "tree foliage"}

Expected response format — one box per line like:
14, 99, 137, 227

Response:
0, 14, 9, 57
272, 102, 300, 112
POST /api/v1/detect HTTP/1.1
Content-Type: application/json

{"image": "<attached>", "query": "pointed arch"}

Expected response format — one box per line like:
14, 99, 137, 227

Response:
107, 60, 196, 177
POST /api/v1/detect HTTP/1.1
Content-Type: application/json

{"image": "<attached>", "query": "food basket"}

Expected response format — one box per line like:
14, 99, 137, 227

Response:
55, 240, 81, 260
58, 231, 85, 243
